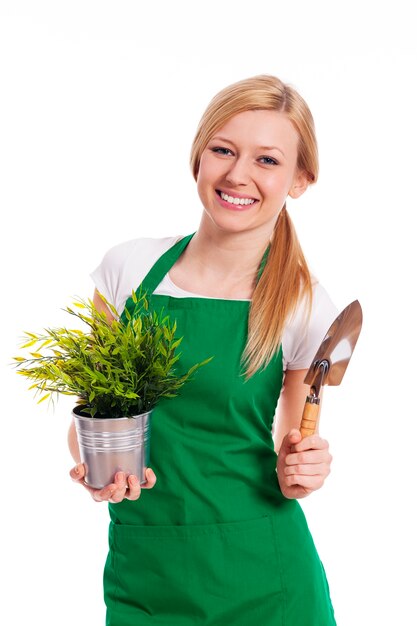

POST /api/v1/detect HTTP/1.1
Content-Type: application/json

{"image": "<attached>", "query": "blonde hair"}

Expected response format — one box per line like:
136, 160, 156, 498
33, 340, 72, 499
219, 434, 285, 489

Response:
190, 75, 318, 378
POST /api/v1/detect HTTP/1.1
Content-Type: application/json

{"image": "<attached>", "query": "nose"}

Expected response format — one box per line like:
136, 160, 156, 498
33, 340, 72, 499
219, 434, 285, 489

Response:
224, 156, 251, 187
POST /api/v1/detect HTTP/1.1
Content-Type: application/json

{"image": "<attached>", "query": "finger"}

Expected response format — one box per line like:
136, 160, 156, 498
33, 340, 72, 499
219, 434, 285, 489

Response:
284, 462, 330, 477
141, 468, 157, 489
93, 473, 127, 503
108, 472, 129, 504
286, 449, 331, 466
292, 435, 329, 452
280, 429, 302, 455
286, 428, 302, 445
70, 465, 108, 501
69, 465, 122, 502
124, 474, 141, 501
92, 483, 119, 502
283, 473, 326, 490
69, 463, 86, 482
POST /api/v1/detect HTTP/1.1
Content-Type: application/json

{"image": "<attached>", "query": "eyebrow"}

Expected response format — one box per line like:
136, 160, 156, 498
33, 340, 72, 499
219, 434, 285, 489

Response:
210, 136, 286, 158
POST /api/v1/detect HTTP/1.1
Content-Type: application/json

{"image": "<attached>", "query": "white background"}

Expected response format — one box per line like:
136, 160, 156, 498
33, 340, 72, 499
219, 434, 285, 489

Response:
1, 1, 416, 624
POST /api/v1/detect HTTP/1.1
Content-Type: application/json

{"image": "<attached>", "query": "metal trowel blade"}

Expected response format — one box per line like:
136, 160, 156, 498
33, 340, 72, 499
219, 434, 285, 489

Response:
304, 299, 363, 387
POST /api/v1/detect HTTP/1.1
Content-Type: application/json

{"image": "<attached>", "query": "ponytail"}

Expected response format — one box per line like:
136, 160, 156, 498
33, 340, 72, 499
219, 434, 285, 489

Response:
242, 205, 312, 378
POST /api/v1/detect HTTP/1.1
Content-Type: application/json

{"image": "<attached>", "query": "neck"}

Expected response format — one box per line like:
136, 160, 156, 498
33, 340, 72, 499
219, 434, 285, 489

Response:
185, 216, 274, 281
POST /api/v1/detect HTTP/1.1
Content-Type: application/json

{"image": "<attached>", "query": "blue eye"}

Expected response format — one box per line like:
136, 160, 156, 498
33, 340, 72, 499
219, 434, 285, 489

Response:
259, 156, 278, 165
211, 147, 233, 155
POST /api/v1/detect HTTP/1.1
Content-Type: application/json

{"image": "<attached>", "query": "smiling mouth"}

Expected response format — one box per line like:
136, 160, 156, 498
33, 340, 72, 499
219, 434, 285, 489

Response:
215, 190, 258, 206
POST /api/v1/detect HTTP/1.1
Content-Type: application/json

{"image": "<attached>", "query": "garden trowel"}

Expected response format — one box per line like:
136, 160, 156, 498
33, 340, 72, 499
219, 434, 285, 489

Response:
299, 300, 363, 438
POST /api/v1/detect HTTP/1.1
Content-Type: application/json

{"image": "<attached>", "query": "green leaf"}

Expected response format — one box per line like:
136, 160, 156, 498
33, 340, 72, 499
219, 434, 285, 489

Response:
170, 338, 182, 351
38, 339, 54, 349
20, 339, 38, 349
37, 393, 51, 404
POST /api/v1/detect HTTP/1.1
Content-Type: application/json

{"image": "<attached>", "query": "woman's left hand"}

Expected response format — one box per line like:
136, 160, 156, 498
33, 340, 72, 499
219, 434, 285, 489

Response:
277, 428, 332, 499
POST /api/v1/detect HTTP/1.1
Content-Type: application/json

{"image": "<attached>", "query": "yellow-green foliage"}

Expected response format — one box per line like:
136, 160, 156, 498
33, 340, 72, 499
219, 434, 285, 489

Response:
14, 290, 212, 418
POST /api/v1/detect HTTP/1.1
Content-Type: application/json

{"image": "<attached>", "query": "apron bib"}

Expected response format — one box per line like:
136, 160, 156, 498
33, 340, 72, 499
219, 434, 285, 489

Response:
104, 234, 336, 626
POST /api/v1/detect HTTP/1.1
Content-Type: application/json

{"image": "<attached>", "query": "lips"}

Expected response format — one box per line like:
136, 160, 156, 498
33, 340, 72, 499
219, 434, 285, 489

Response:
216, 189, 258, 203
215, 189, 258, 211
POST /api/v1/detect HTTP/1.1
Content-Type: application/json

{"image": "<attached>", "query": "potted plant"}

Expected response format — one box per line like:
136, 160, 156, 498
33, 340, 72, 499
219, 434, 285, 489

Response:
13, 290, 211, 488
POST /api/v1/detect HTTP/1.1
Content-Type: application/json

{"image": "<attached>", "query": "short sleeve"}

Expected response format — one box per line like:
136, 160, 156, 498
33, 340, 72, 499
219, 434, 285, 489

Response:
90, 240, 141, 314
282, 282, 338, 371
90, 236, 182, 315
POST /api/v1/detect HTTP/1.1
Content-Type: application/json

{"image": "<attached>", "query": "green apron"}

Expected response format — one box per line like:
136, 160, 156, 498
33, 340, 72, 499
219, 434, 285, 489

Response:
103, 233, 336, 626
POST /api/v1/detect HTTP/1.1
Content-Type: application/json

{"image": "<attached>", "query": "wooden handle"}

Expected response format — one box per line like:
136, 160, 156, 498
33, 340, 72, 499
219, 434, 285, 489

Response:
300, 401, 320, 438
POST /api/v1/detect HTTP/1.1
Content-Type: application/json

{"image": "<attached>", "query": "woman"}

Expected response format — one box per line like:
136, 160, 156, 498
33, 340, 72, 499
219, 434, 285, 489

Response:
69, 74, 338, 625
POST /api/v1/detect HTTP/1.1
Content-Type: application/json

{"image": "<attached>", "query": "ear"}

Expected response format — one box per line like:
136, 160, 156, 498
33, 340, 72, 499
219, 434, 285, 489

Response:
288, 170, 310, 199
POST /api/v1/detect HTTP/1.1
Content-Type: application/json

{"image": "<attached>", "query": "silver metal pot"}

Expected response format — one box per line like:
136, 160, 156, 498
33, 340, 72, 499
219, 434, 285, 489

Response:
72, 406, 152, 489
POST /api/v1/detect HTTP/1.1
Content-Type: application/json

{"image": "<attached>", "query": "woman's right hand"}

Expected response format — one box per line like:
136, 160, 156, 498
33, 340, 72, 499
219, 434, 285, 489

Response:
69, 463, 157, 503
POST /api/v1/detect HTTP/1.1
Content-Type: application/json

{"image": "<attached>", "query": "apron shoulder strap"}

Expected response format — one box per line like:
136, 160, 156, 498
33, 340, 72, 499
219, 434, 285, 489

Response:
120, 233, 195, 324
141, 233, 195, 295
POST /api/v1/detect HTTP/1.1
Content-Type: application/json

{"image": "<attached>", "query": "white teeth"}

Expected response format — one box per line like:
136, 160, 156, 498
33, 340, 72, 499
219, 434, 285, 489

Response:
220, 192, 255, 205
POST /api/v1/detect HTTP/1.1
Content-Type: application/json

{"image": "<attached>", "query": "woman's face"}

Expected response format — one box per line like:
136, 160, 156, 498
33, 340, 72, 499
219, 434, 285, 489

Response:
196, 109, 309, 236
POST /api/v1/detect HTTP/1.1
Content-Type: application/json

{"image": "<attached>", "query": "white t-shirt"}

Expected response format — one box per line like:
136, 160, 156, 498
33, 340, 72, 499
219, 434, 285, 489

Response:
90, 235, 338, 372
